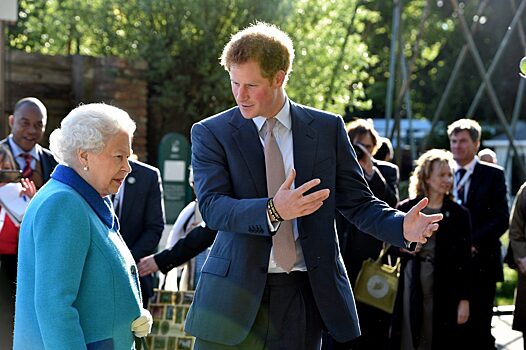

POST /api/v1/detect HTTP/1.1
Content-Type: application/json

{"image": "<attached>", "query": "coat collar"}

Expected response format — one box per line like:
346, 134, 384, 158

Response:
51, 164, 118, 230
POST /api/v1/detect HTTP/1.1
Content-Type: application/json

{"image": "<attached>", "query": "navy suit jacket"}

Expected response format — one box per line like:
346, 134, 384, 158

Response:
0, 137, 57, 183
463, 160, 509, 282
119, 160, 165, 300
186, 101, 406, 345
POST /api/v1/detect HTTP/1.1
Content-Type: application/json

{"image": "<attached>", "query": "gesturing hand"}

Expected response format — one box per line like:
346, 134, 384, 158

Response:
402, 197, 443, 243
272, 169, 330, 221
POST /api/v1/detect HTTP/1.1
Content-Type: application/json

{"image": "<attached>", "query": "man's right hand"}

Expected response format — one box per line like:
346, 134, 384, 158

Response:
272, 169, 330, 221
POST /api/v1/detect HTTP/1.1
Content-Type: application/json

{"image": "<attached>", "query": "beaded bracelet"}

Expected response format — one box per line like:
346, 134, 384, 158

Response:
267, 198, 284, 222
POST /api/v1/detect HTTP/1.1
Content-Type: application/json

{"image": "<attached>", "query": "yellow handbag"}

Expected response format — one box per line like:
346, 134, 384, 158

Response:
354, 243, 400, 314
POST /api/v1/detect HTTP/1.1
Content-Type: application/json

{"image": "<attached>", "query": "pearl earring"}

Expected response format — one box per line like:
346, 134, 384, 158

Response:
83, 166, 89, 171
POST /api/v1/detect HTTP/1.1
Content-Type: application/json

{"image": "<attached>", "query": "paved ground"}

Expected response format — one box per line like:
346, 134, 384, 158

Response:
493, 312, 523, 350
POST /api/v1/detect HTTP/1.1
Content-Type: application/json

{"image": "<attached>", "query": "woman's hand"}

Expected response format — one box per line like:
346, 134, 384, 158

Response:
138, 255, 160, 277
20, 178, 37, 199
457, 299, 469, 324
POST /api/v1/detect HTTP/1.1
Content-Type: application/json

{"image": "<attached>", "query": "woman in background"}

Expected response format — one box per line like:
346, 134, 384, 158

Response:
14, 103, 151, 350
391, 149, 471, 350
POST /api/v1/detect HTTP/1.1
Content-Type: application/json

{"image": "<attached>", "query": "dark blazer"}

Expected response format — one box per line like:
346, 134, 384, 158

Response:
374, 159, 399, 205
0, 137, 57, 183
186, 101, 407, 345
154, 225, 217, 274
392, 197, 472, 350
464, 161, 509, 281
119, 160, 165, 301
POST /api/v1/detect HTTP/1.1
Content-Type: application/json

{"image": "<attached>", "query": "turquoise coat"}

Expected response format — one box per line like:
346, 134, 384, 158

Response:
14, 165, 142, 350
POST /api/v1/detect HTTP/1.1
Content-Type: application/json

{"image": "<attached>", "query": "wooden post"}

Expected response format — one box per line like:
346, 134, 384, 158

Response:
0, 21, 6, 138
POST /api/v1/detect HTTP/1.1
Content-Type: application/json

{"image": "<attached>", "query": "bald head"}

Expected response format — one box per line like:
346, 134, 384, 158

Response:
9, 97, 47, 152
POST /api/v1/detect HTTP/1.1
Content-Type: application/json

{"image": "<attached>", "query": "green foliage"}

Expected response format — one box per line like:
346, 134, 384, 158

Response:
496, 266, 517, 306
7, 0, 526, 159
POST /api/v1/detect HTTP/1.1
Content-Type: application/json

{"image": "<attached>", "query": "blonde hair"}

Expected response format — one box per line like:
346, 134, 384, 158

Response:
408, 149, 454, 199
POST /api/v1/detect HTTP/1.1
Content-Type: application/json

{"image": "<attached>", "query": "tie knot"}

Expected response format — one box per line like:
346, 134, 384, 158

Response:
265, 118, 277, 135
456, 168, 467, 180
22, 153, 32, 162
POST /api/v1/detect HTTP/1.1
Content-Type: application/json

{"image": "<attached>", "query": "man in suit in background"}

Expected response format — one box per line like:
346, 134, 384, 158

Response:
332, 119, 399, 350
1, 97, 57, 189
114, 158, 165, 307
448, 119, 509, 349
186, 22, 443, 350
0, 97, 57, 350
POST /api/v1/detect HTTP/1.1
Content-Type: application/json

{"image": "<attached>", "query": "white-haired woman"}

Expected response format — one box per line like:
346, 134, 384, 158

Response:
14, 103, 152, 350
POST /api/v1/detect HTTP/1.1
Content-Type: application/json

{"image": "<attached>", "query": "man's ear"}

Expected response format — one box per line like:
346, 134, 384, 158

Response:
8, 115, 14, 128
274, 70, 286, 87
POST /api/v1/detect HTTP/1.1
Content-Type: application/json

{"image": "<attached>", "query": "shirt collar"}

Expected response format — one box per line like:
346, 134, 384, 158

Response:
8, 135, 40, 160
455, 157, 478, 172
51, 164, 118, 230
253, 97, 291, 132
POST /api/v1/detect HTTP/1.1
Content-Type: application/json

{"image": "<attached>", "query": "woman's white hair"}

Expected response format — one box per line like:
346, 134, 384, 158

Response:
49, 103, 136, 165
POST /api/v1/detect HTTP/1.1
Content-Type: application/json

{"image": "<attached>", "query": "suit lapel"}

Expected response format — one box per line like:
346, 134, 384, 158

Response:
466, 162, 483, 206
291, 102, 317, 188
230, 109, 267, 197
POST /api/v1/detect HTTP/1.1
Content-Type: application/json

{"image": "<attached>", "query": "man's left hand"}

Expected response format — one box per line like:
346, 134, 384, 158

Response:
402, 197, 443, 243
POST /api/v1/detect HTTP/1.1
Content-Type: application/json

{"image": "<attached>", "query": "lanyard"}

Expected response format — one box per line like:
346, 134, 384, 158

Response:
453, 165, 474, 201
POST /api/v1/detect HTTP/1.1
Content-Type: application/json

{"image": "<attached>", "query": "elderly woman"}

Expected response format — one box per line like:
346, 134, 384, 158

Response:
14, 104, 152, 350
391, 149, 471, 350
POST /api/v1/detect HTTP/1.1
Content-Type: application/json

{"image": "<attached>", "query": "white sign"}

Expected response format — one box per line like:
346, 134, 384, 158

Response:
163, 160, 186, 182
0, 0, 18, 22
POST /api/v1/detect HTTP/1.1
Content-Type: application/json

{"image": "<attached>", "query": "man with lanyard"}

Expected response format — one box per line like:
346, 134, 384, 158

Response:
448, 118, 509, 349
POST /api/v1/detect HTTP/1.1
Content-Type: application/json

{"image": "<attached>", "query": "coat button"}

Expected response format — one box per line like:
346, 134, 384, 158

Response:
131, 265, 137, 275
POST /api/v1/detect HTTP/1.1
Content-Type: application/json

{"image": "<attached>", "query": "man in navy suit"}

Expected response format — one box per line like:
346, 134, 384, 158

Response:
448, 119, 509, 349
186, 22, 443, 350
115, 159, 165, 307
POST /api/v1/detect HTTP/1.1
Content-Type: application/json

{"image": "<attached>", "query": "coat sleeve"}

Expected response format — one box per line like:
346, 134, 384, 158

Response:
334, 117, 406, 248
191, 122, 271, 236
510, 184, 526, 259
154, 225, 217, 274
128, 167, 165, 261
32, 192, 91, 349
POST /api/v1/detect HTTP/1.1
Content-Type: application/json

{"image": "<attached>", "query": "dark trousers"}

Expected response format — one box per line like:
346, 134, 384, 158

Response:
461, 270, 497, 349
332, 302, 391, 350
195, 271, 324, 350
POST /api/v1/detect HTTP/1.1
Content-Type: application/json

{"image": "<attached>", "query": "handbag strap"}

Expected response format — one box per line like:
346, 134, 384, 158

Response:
375, 242, 392, 263
375, 243, 401, 271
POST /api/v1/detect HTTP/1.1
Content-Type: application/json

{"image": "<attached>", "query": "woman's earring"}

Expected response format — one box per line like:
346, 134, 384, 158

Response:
83, 165, 89, 171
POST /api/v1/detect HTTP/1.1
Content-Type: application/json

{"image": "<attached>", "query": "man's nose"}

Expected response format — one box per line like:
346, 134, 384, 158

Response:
236, 86, 248, 100
123, 159, 131, 173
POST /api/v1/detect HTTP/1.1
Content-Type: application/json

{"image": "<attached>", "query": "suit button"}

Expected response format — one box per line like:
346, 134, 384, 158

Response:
131, 265, 137, 275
